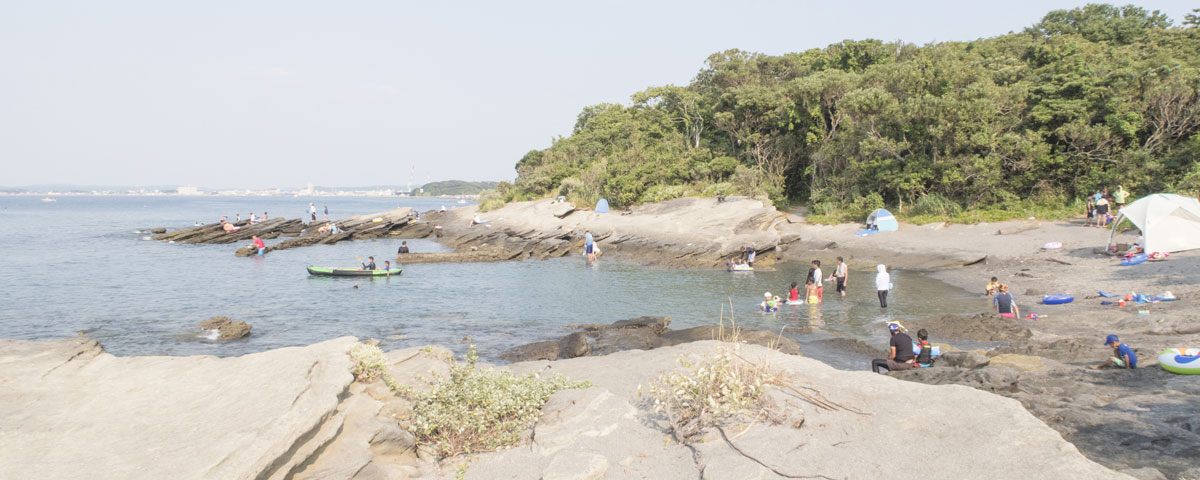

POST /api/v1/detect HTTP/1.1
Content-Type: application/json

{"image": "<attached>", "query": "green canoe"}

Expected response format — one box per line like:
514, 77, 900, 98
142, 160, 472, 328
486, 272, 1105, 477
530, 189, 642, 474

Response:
306, 266, 402, 277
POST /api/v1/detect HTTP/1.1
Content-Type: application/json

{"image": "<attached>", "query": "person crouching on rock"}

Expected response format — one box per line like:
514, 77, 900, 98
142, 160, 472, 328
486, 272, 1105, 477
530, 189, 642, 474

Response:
361, 256, 376, 271
1092, 334, 1138, 370
871, 323, 914, 373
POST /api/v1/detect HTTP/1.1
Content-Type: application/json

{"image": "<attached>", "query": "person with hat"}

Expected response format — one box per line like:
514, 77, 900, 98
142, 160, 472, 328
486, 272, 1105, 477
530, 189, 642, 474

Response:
1092, 334, 1138, 369
871, 323, 914, 373
760, 292, 778, 312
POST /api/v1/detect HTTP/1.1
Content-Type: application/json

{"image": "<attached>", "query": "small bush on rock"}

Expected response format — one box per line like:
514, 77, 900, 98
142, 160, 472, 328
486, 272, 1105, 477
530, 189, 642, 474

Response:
646, 345, 784, 442
408, 346, 590, 457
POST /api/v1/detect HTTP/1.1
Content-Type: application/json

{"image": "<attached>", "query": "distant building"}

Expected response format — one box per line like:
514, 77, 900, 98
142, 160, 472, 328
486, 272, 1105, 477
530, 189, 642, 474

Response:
177, 186, 201, 195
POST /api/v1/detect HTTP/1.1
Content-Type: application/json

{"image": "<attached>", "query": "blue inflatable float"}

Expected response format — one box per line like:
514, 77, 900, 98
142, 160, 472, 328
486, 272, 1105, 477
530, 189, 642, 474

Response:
1042, 294, 1074, 305
1121, 254, 1148, 266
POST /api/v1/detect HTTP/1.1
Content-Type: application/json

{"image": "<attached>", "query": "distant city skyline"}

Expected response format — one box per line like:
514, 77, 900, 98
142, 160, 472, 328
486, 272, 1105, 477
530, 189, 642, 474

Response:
2, 0, 1194, 189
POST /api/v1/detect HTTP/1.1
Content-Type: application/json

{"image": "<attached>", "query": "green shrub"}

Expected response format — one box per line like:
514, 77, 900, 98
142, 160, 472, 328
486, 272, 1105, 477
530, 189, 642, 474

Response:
909, 193, 963, 217
640, 184, 692, 203
408, 347, 590, 457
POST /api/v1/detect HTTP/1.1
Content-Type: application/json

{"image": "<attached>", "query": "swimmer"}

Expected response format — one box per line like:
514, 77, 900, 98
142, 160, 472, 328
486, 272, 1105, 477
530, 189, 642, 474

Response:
760, 292, 777, 312
787, 282, 800, 303
805, 278, 819, 304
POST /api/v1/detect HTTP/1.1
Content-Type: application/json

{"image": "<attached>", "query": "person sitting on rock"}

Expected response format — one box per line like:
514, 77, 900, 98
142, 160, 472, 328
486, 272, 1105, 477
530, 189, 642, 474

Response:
361, 256, 376, 271
1092, 334, 1138, 370
871, 323, 914, 373
993, 284, 1020, 319
915, 329, 934, 368
985, 276, 1001, 296
397, 241, 410, 254
222, 221, 239, 232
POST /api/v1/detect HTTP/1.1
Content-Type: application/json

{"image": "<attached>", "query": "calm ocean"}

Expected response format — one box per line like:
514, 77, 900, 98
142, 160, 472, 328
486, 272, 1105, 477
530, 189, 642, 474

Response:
0, 195, 980, 366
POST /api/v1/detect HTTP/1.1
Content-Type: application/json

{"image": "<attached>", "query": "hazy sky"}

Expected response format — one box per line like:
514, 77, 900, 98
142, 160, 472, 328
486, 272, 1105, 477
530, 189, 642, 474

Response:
1, 1, 1194, 189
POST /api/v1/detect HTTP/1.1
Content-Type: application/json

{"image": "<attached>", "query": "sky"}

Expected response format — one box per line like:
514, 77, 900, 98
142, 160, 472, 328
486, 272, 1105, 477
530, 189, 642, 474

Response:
1, 1, 1194, 189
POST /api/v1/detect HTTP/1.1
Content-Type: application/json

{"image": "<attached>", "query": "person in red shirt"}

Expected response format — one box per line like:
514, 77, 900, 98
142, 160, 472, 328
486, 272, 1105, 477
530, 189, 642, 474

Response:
252, 236, 266, 256
787, 282, 800, 303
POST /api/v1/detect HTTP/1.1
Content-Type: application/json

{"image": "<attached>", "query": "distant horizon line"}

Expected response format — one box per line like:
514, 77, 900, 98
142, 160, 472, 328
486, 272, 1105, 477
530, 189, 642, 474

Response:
0, 180, 506, 191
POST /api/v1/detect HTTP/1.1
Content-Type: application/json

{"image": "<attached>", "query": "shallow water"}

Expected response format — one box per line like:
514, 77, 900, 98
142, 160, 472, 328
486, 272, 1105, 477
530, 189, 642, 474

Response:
0, 196, 983, 365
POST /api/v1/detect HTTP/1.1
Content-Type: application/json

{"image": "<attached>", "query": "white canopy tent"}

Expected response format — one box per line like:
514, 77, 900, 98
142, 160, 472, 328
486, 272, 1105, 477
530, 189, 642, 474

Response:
1106, 193, 1200, 253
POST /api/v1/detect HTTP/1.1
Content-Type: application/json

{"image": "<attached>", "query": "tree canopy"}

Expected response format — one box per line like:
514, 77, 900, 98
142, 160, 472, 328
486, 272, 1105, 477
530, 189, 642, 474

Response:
497, 4, 1200, 218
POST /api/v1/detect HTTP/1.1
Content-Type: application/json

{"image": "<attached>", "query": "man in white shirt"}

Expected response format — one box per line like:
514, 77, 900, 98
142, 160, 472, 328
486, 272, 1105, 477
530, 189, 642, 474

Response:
833, 256, 848, 297
811, 260, 824, 302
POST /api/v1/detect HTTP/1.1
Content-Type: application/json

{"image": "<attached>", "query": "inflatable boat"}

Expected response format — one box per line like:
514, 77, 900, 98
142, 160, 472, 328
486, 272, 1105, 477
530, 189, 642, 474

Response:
1158, 348, 1200, 375
306, 266, 402, 277
1121, 254, 1148, 266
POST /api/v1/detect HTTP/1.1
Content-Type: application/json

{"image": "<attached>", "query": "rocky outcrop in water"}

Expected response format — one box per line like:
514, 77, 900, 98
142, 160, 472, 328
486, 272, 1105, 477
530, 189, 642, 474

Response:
154, 208, 418, 257
499, 316, 802, 362
198, 316, 252, 340
380, 198, 802, 268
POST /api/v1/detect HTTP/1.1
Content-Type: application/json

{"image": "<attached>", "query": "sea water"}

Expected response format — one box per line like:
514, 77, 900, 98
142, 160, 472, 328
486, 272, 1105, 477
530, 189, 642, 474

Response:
0, 196, 981, 364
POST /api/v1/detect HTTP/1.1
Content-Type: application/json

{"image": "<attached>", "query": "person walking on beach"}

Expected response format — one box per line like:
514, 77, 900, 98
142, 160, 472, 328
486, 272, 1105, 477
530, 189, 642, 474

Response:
1085, 196, 1095, 227
875, 264, 890, 308
871, 323, 913, 373
309, 203, 317, 222
832, 256, 848, 297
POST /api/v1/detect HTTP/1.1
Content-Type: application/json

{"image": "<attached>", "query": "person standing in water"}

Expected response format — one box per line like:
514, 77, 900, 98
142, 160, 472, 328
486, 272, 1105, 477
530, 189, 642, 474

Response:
811, 260, 824, 302
252, 235, 265, 256
875, 264, 890, 308
832, 256, 848, 297
397, 241, 410, 254
584, 229, 596, 265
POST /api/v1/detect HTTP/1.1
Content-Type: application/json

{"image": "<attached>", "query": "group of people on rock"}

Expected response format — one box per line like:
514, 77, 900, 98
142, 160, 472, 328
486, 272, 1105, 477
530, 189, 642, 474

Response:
872, 323, 934, 373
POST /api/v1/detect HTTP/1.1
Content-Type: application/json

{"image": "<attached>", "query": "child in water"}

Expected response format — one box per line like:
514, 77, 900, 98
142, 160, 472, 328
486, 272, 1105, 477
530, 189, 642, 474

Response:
788, 282, 800, 303
805, 278, 819, 304
760, 292, 778, 312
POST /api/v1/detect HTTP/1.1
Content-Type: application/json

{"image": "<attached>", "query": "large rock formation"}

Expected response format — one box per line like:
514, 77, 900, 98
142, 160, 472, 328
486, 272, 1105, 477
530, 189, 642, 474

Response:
0, 336, 358, 480
500, 316, 804, 362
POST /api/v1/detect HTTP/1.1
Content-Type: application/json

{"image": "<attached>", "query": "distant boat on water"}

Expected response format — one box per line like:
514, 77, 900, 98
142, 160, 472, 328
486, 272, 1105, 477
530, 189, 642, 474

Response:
40, 197, 56, 203
457, 199, 467, 204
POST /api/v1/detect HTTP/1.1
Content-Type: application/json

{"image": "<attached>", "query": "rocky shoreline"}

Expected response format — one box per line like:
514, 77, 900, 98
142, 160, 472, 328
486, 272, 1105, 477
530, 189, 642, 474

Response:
18, 197, 1200, 478
0, 335, 1131, 480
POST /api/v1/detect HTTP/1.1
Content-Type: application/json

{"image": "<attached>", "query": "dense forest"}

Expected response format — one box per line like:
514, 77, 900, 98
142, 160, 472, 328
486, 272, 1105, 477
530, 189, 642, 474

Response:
485, 4, 1200, 220
419, 180, 498, 196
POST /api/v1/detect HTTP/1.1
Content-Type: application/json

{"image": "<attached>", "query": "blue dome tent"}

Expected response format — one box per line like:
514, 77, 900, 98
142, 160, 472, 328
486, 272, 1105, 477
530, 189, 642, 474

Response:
868, 209, 898, 231
856, 209, 898, 236
594, 198, 610, 214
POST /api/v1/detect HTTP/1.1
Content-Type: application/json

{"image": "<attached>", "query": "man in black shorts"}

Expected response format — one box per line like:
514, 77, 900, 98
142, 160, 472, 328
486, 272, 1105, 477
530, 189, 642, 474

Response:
871, 323, 914, 373
833, 256, 848, 297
